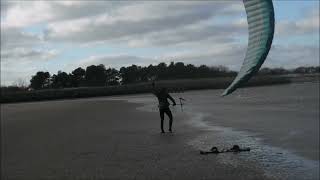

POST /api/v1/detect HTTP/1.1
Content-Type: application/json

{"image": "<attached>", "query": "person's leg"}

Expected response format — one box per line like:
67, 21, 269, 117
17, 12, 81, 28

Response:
159, 109, 165, 133
165, 108, 173, 132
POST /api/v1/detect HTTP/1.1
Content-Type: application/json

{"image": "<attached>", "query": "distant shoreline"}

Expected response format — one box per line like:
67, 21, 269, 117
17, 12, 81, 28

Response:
1, 74, 318, 104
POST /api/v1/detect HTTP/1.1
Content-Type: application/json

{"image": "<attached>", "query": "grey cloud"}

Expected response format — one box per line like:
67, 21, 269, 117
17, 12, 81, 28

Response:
1, 48, 54, 61
1, 48, 58, 86
50, 1, 136, 23
124, 23, 247, 47
65, 55, 157, 72
73, 43, 319, 73
275, 9, 319, 36
0, 0, 14, 16
266, 45, 319, 68
67, 44, 247, 72
1, 47, 58, 72
45, 1, 244, 45
1, 69, 34, 86
1, 1, 134, 27
0, 53, 49, 85
276, 21, 318, 36
1, 1, 319, 86
1, 27, 42, 49
163, 44, 247, 70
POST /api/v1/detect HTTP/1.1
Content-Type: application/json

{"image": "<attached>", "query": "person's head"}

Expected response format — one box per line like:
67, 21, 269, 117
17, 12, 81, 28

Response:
160, 87, 167, 94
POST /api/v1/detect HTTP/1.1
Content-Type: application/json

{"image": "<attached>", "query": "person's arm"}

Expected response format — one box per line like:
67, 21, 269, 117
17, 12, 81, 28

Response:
167, 94, 176, 106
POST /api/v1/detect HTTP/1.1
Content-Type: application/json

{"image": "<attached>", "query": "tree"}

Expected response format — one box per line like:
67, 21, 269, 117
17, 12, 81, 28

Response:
293, 66, 319, 74
120, 65, 140, 84
157, 62, 168, 79
71, 67, 86, 87
186, 64, 197, 76
30, 71, 50, 90
174, 62, 186, 78
51, 71, 71, 88
146, 64, 158, 81
197, 65, 210, 77
105, 68, 120, 86
85, 64, 107, 86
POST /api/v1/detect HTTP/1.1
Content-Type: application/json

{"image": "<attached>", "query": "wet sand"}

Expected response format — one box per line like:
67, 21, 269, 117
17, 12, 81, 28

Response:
1, 98, 269, 179
114, 82, 319, 180
184, 82, 319, 161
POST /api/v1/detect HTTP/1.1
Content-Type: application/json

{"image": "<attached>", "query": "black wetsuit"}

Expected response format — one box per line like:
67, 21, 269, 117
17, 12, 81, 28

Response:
153, 89, 176, 132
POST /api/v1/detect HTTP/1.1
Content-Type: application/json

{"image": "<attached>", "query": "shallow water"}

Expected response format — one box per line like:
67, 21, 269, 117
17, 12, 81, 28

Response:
182, 82, 319, 160
110, 82, 319, 180
186, 112, 319, 180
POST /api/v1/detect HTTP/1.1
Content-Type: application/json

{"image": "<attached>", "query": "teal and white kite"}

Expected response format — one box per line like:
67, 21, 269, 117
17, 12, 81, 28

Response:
222, 0, 275, 96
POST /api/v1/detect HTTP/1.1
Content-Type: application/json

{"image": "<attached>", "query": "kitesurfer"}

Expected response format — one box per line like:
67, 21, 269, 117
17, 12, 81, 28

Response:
152, 82, 176, 133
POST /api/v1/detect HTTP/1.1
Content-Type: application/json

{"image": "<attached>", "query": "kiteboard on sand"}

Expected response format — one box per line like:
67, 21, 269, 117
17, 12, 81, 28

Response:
200, 145, 250, 155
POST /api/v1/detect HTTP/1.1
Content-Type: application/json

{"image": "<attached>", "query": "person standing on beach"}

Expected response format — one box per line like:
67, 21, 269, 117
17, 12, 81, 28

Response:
152, 82, 176, 133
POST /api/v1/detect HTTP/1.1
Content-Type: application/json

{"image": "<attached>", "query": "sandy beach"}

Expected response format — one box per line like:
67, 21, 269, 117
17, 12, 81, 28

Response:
2, 99, 269, 180
1, 83, 319, 180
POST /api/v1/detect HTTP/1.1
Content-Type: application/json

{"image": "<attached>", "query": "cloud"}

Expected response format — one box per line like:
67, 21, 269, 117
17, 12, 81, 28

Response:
265, 44, 320, 68
1, 69, 35, 86
1, 48, 59, 85
1, 1, 53, 28
64, 54, 158, 72
1, 48, 58, 63
276, 9, 319, 36
1, 26, 43, 49
64, 43, 247, 73
44, 1, 245, 46
1, 1, 132, 28
0, 1, 319, 86
123, 18, 247, 47
159, 44, 247, 70
0, 0, 15, 16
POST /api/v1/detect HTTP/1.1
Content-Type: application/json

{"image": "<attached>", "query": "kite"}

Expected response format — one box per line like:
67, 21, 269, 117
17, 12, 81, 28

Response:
222, 0, 275, 96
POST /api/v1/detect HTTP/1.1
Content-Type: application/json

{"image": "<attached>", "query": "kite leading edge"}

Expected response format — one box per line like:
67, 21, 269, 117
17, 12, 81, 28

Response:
222, 0, 275, 96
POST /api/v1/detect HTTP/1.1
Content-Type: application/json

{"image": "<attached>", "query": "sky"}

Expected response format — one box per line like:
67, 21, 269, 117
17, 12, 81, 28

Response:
1, 0, 319, 86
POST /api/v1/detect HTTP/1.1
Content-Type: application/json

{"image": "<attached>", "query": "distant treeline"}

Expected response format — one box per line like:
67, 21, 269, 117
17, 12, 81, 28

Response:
1, 76, 294, 103
1, 63, 319, 93
1, 62, 319, 103
259, 66, 319, 75
14, 62, 239, 91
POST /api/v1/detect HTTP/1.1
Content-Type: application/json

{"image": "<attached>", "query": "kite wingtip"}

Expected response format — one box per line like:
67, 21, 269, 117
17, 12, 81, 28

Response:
221, 87, 235, 97
221, 91, 228, 97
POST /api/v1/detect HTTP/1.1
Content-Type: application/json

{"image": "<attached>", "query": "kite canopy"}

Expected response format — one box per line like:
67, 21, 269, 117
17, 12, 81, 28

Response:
222, 0, 275, 96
